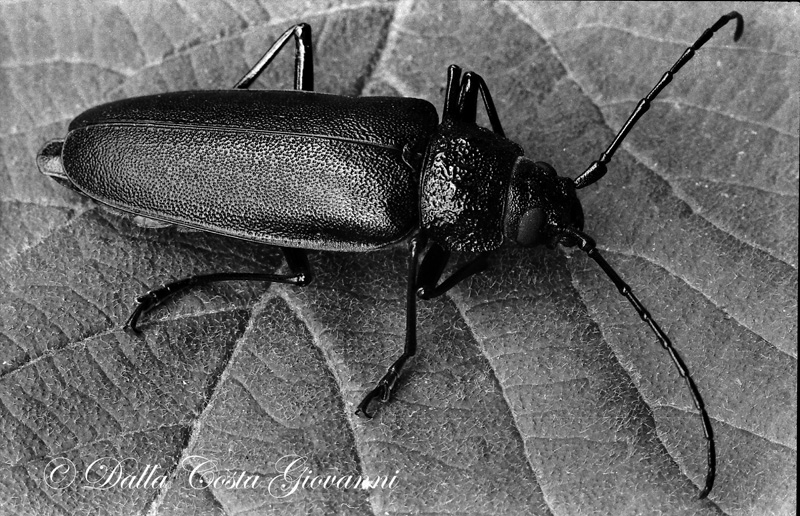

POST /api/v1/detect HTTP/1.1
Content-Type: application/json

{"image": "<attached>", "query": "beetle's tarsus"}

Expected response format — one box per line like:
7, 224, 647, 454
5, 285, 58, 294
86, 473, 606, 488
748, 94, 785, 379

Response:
355, 367, 400, 419
355, 385, 385, 419
123, 292, 161, 333
123, 301, 150, 333
123, 312, 141, 333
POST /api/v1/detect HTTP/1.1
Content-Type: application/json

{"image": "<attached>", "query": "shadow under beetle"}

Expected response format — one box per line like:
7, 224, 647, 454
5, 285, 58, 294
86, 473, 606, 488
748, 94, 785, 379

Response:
37, 12, 744, 499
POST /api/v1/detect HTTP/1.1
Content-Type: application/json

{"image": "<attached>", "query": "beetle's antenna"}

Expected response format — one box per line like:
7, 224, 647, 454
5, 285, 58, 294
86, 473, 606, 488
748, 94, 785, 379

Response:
574, 11, 743, 189
563, 227, 715, 498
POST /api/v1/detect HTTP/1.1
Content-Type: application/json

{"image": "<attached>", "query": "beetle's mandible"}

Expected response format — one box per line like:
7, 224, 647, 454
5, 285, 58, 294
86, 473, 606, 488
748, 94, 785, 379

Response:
37, 13, 744, 499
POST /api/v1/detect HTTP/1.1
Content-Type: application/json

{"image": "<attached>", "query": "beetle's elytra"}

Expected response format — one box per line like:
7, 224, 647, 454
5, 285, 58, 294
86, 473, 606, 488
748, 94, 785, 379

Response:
37, 13, 744, 499
46, 91, 438, 251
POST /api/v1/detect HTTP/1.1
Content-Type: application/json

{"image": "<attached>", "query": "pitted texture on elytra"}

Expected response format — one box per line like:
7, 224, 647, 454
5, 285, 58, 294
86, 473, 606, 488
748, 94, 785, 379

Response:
62, 92, 439, 251
420, 120, 523, 252
70, 90, 437, 151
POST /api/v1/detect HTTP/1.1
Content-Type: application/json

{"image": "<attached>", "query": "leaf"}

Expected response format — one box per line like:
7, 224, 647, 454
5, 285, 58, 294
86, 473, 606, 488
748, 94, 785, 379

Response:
1, 2, 796, 515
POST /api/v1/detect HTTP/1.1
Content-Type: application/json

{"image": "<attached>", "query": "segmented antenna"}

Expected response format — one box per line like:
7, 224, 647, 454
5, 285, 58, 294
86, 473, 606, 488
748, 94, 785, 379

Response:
564, 11, 743, 497
564, 227, 715, 498
574, 11, 743, 189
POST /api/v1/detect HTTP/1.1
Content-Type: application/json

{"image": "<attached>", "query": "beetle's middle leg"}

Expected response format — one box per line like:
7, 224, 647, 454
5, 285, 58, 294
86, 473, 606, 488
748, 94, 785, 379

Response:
443, 65, 505, 137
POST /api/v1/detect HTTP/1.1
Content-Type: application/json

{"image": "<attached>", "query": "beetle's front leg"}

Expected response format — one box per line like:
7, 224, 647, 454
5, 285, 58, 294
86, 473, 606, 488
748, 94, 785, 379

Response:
355, 234, 424, 419
415, 242, 489, 300
355, 237, 493, 418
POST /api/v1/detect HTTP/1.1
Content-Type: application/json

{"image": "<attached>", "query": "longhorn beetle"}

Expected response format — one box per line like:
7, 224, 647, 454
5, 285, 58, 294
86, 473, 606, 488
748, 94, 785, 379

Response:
37, 12, 744, 499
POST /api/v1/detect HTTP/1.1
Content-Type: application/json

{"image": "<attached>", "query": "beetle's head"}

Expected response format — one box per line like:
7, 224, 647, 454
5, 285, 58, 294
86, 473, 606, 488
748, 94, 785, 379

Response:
504, 157, 584, 249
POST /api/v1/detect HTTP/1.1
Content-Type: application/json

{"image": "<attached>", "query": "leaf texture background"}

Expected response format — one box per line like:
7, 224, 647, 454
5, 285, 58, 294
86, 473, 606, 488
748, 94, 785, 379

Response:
0, 1, 797, 515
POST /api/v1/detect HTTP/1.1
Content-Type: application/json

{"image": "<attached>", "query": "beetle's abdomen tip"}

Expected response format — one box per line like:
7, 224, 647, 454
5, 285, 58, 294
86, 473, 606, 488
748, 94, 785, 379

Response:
37, 139, 66, 179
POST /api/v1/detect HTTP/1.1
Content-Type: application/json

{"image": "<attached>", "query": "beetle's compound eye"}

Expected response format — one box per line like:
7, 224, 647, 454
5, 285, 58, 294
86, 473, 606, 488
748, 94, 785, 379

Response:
515, 207, 545, 246
534, 161, 557, 177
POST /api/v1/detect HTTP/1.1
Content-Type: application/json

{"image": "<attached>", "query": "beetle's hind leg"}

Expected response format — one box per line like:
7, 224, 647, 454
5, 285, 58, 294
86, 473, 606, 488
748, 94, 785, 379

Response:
124, 248, 313, 332
233, 23, 313, 91
125, 24, 319, 332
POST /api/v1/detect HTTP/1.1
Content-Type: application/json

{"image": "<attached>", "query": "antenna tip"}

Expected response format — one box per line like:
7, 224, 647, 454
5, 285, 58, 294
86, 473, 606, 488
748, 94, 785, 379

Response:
729, 11, 744, 42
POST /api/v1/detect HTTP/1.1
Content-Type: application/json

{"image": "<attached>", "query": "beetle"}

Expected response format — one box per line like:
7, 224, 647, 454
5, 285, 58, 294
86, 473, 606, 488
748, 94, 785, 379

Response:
36, 12, 744, 498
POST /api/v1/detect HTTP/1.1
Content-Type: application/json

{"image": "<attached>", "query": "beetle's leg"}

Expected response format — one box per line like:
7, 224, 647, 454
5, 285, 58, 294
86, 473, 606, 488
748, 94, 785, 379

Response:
124, 248, 314, 332
416, 242, 490, 299
457, 70, 506, 137
574, 12, 743, 189
126, 26, 318, 330
442, 66, 505, 136
233, 23, 313, 90
442, 65, 463, 120
355, 234, 425, 419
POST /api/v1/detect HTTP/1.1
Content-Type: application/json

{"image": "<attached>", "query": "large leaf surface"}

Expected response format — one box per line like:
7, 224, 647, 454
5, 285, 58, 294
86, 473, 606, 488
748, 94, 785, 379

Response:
1, 2, 796, 515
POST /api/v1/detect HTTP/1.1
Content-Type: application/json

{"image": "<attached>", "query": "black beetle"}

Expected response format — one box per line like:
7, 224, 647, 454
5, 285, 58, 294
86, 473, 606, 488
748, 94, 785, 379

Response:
36, 13, 744, 498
